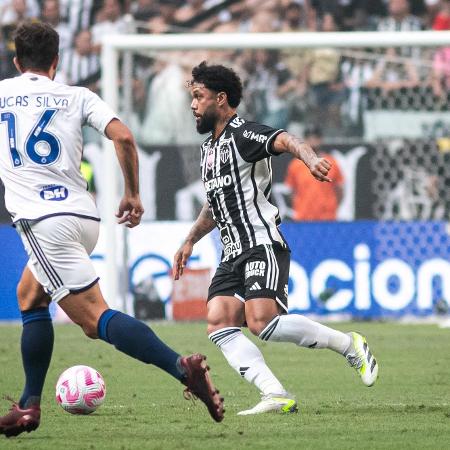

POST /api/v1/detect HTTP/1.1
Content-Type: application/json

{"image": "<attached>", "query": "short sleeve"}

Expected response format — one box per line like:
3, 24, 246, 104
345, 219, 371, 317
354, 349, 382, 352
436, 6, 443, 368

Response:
81, 88, 118, 136
233, 120, 285, 163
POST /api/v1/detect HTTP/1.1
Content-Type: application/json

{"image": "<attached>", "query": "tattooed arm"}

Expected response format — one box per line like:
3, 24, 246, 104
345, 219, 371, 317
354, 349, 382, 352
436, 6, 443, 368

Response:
173, 202, 216, 280
273, 132, 332, 182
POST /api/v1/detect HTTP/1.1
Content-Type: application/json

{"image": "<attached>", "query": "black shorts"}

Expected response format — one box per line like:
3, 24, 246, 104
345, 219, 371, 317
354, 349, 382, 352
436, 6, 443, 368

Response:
207, 243, 290, 312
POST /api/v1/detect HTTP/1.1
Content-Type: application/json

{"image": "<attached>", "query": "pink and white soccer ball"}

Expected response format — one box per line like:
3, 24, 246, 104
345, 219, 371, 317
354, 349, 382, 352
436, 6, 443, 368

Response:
56, 365, 106, 415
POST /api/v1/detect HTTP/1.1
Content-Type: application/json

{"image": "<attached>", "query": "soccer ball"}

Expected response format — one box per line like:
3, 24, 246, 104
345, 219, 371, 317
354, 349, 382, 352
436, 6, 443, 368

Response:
55, 365, 106, 415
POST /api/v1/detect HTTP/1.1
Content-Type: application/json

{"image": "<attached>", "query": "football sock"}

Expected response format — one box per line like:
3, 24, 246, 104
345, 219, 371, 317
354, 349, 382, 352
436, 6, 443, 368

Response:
19, 307, 54, 408
260, 315, 351, 354
209, 327, 286, 396
97, 309, 184, 381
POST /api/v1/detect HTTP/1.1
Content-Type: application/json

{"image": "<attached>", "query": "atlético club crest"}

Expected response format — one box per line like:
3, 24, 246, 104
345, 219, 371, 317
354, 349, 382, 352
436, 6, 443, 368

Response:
219, 138, 232, 164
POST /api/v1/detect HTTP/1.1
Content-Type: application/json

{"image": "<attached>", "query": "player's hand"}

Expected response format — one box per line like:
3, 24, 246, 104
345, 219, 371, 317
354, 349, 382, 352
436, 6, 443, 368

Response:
173, 241, 194, 280
309, 157, 332, 182
116, 195, 144, 228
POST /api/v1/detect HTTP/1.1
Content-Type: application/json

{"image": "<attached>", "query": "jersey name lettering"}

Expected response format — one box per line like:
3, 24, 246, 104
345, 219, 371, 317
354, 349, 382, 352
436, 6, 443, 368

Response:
0, 96, 29, 108
35, 96, 69, 108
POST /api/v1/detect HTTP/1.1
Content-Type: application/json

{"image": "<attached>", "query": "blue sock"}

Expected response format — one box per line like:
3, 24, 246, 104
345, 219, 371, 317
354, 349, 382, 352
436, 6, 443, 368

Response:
97, 310, 184, 381
19, 307, 54, 408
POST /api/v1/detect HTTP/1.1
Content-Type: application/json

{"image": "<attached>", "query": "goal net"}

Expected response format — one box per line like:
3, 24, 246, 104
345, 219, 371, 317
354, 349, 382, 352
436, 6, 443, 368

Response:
96, 31, 450, 318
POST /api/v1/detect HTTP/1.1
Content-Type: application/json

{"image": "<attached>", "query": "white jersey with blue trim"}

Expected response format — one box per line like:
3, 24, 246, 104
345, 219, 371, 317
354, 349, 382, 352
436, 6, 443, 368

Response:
0, 72, 117, 223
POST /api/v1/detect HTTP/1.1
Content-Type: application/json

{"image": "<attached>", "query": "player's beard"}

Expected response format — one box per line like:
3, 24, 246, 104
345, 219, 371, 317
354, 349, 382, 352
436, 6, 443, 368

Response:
196, 106, 217, 134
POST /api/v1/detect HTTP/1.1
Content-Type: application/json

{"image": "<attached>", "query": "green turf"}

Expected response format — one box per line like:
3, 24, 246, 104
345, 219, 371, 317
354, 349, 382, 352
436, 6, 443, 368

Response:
0, 321, 449, 449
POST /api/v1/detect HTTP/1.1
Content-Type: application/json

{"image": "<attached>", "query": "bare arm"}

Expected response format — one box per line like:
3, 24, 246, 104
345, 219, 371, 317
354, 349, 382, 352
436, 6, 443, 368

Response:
273, 132, 332, 182
173, 202, 216, 280
105, 118, 144, 227
185, 201, 216, 245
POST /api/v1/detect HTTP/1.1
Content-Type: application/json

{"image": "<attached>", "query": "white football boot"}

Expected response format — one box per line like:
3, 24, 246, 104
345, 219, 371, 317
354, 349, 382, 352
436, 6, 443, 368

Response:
345, 332, 379, 387
237, 393, 298, 416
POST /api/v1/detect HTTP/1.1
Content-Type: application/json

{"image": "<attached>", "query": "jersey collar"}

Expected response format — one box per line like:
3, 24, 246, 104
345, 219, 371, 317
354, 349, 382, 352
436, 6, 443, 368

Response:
20, 72, 50, 80
211, 113, 238, 144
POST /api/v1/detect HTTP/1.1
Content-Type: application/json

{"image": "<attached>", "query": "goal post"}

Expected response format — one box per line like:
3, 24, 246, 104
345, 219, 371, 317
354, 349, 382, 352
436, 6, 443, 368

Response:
100, 30, 450, 311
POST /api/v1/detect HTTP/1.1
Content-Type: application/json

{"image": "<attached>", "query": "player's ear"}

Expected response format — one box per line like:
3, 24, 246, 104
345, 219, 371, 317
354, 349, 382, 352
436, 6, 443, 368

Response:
13, 57, 23, 74
50, 55, 59, 80
216, 91, 227, 106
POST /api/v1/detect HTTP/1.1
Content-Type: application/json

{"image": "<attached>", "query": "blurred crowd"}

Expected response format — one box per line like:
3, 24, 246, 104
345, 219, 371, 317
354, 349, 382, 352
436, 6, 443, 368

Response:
1, 0, 450, 141
1, 0, 449, 222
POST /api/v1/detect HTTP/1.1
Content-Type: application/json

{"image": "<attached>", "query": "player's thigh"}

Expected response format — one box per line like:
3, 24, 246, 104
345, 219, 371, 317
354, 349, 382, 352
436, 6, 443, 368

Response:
17, 266, 51, 311
207, 262, 245, 332
207, 296, 245, 333
243, 244, 290, 335
58, 283, 108, 338
245, 298, 281, 335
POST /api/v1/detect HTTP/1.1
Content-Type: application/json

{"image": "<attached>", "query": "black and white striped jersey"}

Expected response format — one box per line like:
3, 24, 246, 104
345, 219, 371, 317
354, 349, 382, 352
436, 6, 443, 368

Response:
59, 0, 94, 33
200, 114, 288, 262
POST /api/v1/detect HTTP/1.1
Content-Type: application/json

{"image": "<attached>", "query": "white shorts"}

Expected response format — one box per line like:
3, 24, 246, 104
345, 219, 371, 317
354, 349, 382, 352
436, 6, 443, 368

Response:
16, 215, 100, 302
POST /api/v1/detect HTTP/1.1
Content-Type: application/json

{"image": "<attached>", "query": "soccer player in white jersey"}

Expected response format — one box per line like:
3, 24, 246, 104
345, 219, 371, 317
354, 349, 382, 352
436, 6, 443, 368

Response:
0, 22, 223, 438
173, 62, 379, 416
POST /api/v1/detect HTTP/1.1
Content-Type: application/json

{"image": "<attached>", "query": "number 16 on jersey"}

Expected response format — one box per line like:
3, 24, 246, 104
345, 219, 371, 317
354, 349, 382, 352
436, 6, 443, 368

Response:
1, 108, 61, 168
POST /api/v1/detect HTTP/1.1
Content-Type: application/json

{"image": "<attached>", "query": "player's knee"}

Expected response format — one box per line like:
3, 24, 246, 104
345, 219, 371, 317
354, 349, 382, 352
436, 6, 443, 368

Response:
78, 320, 99, 339
17, 281, 31, 306
17, 282, 48, 311
207, 311, 228, 334
207, 314, 242, 335
207, 321, 229, 335
82, 324, 99, 339
247, 318, 269, 336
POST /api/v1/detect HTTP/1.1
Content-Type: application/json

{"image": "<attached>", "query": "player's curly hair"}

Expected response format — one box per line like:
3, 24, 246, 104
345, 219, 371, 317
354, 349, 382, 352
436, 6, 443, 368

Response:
14, 21, 59, 71
190, 61, 243, 108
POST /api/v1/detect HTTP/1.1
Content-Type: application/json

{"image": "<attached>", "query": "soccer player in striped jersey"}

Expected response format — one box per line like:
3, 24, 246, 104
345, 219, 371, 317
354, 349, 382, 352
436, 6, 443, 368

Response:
0, 22, 223, 438
174, 61, 379, 416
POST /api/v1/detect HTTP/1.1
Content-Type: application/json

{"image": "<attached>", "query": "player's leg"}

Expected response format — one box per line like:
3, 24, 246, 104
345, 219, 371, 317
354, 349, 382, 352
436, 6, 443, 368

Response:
14, 216, 222, 422
53, 216, 223, 421
245, 244, 378, 387
208, 295, 287, 397
246, 299, 351, 353
248, 301, 378, 387
206, 262, 289, 410
20, 215, 183, 381
17, 267, 53, 409
58, 283, 223, 421
59, 283, 186, 379
0, 267, 51, 437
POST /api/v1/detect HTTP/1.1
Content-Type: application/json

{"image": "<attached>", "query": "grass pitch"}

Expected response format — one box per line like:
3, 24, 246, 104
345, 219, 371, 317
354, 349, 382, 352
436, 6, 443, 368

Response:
0, 321, 449, 449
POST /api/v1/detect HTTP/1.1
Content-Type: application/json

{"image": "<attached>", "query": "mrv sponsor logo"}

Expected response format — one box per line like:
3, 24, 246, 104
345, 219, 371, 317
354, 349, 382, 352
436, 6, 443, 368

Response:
245, 261, 266, 279
204, 175, 232, 192
243, 130, 268, 143
40, 184, 68, 201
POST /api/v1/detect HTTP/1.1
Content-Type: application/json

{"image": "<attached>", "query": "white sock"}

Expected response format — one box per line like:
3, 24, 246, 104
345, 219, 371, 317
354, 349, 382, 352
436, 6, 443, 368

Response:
209, 327, 286, 396
260, 315, 351, 354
